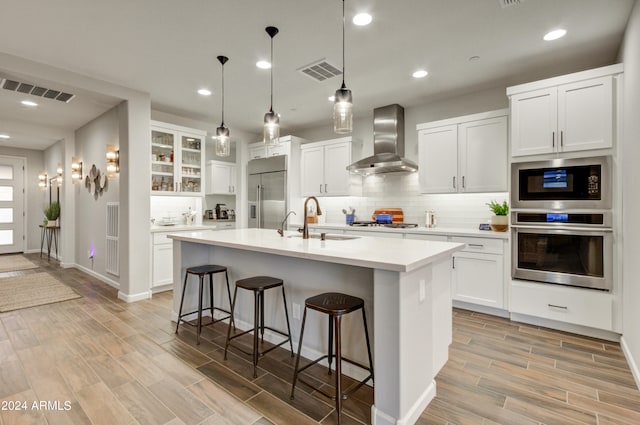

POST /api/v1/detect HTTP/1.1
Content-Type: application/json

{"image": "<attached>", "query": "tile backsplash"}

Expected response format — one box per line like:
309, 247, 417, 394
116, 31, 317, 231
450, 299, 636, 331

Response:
317, 173, 508, 228
150, 196, 203, 225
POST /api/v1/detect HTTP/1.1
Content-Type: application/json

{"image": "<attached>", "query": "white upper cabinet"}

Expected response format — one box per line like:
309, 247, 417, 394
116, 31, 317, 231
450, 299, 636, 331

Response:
508, 65, 622, 157
206, 161, 236, 195
418, 125, 458, 193
300, 137, 360, 197
151, 121, 205, 195
417, 110, 508, 194
247, 136, 297, 160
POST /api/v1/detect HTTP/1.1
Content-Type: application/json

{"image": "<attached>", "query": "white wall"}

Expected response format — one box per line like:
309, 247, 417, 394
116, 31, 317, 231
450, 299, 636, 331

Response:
74, 106, 121, 283
621, 0, 640, 388
0, 147, 44, 251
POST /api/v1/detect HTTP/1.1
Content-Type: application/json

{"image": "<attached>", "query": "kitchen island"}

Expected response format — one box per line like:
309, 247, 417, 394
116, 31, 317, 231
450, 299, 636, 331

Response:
169, 228, 464, 425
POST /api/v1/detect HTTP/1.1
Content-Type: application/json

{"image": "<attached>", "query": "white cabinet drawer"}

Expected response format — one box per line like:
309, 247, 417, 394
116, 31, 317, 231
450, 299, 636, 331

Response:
153, 232, 173, 245
213, 222, 236, 230
404, 233, 449, 242
344, 230, 404, 239
451, 237, 503, 255
511, 280, 613, 330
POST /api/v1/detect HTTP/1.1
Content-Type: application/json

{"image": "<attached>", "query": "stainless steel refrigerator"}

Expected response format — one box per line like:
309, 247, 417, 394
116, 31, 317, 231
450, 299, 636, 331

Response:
248, 155, 287, 229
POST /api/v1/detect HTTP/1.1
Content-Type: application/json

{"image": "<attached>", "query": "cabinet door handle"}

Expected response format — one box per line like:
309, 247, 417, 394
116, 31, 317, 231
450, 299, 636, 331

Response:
325, 184, 327, 193
468, 243, 484, 248
452, 257, 455, 269
319, 184, 323, 193
552, 131, 555, 148
452, 176, 456, 189
560, 130, 564, 147
548, 304, 568, 310
462, 176, 465, 189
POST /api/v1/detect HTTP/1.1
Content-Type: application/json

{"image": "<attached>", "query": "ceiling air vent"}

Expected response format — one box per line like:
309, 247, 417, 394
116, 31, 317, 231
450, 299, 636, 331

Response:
298, 59, 342, 82
498, 0, 524, 7
1, 78, 75, 103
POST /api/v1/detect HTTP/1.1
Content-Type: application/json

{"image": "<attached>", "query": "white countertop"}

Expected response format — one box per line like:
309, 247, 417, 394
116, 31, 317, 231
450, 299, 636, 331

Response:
308, 223, 509, 239
168, 228, 464, 273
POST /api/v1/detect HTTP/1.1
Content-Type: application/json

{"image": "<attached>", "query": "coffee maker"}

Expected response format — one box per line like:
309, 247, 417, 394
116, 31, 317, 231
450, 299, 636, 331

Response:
215, 203, 229, 220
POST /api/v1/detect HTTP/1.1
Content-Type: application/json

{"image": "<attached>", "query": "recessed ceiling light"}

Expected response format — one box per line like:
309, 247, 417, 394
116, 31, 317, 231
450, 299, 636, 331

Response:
0, 134, 10, 139
412, 70, 428, 78
328, 95, 335, 102
544, 29, 567, 41
256, 61, 271, 69
353, 13, 372, 26
197, 88, 212, 96
21, 100, 38, 107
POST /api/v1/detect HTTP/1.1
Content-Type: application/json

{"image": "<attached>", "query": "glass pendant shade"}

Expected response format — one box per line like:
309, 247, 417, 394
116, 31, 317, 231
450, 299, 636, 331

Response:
263, 109, 280, 145
333, 84, 353, 134
215, 55, 231, 157
215, 125, 230, 157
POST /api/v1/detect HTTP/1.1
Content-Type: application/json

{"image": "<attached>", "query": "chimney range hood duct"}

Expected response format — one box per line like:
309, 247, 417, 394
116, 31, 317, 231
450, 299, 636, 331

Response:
347, 104, 418, 175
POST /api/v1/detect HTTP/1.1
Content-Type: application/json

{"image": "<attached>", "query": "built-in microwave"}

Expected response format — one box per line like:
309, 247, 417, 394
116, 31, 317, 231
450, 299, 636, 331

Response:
511, 156, 611, 210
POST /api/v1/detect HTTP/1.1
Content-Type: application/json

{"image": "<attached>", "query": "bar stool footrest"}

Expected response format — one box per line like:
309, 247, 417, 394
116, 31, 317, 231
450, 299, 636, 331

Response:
294, 354, 373, 401
226, 326, 291, 358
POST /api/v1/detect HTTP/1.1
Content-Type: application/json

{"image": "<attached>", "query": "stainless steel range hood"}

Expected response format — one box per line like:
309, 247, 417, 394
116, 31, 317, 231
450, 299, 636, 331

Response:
347, 104, 418, 175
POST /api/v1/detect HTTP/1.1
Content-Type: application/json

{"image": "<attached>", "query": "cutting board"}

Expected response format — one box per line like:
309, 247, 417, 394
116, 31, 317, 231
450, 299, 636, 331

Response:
372, 208, 404, 223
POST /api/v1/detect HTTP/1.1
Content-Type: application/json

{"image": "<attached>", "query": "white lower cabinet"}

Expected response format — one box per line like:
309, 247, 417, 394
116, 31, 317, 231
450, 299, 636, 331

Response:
344, 229, 403, 238
152, 232, 175, 290
451, 237, 505, 309
452, 252, 504, 309
511, 280, 613, 331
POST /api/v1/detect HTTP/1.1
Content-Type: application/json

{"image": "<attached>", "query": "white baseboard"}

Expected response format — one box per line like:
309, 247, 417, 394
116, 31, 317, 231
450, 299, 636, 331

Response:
73, 263, 120, 289
621, 336, 640, 391
453, 300, 510, 318
371, 380, 436, 425
118, 290, 151, 303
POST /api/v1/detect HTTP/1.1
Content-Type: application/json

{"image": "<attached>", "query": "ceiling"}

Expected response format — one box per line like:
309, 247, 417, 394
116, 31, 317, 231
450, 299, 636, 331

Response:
0, 0, 635, 150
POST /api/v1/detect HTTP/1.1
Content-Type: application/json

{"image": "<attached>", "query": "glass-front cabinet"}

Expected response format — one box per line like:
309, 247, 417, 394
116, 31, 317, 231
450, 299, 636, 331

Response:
151, 121, 205, 195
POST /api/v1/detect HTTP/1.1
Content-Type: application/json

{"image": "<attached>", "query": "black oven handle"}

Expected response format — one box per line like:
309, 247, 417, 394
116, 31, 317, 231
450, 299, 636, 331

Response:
512, 224, 613, 234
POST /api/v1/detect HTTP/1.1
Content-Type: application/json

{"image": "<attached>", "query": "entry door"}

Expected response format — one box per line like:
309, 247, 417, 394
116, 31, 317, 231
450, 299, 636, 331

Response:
0, 157, 25, 254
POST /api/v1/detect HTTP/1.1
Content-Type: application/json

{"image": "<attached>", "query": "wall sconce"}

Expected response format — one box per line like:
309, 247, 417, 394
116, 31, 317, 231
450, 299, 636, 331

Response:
106, 144, 119, 176
71, 158, 83, 183
38, 172, 48, 190
56, 163, 63, 187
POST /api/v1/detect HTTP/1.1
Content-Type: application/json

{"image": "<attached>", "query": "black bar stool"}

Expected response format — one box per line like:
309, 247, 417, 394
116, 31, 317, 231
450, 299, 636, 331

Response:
175, 264, 234, 345
224, 276, 294, 378
290, 292, 374, 425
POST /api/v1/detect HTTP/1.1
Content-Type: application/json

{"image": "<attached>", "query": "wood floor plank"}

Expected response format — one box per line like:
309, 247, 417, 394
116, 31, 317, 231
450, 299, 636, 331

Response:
197, 361, 263, 401
187, 378, 262, 425
246, 391, 319, 425
16, 345, 75, 403
116, 350, 169, 387
43, 401, 93, 425
147, 378, 214, 425
122, 333, 168, 357
76, 381, 134, 425
55, 354, 101, 393
256, 373, 334, 421
150, 352, 205, 387
160, 338, 212, 368
85, 353, 135, 389
0, 360, 30, 399
114, 381, 177, 425
568, 391, 640, 424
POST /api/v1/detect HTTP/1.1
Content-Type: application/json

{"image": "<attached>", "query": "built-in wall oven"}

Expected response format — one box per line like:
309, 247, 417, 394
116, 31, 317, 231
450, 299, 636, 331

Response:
511, 212, 613, 291
511, 156, 613, 291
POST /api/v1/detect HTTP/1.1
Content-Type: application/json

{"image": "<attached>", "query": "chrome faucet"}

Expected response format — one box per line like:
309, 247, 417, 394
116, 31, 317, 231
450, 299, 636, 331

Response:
277, 210, 296, 237
302, 196, 322, 239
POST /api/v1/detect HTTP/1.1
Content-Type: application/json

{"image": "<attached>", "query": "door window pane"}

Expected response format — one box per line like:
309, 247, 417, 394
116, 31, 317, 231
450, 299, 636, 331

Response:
0, 229, 13, 245
0, 186, 13, 201
0, 208, 13, 223
0, 165, 12, 180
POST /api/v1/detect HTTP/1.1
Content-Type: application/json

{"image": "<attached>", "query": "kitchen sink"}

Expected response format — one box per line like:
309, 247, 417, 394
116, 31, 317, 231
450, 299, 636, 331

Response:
287, 233, 360, 241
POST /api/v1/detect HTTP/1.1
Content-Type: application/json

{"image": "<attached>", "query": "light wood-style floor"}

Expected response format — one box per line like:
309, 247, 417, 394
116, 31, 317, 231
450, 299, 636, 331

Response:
1, 254, 639, 425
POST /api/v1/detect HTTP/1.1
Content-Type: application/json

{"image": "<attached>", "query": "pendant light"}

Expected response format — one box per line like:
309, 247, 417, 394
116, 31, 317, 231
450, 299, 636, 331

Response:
263, 26, 280, 146
334, 0, 353, 134
215, 55, 231, 157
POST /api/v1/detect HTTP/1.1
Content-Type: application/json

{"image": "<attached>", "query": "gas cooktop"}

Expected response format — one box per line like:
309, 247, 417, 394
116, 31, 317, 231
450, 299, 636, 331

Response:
350, 221, 418, 228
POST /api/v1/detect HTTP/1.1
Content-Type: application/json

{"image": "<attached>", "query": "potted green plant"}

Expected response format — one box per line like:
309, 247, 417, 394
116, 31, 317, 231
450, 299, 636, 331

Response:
44, 201, 61, 227
486, 200, 509, 232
